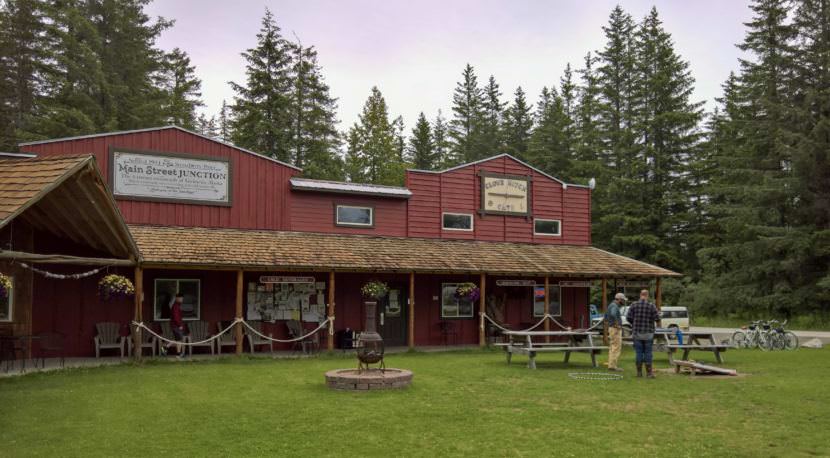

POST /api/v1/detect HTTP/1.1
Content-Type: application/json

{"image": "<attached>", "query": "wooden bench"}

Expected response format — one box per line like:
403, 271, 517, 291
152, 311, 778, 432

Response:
665, 343, 732, 364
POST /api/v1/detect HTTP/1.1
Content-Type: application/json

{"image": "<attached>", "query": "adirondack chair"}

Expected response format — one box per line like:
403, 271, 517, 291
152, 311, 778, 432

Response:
127, 325, 157, 357
216, 321, 238, 354
287, 319, 318, 354
94, 322, 128, 358
187, 320, 214, 355
244, 321, 274, 354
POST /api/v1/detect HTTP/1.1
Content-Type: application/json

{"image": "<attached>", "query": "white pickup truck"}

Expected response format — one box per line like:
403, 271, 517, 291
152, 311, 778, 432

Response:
591, 305, 690, 332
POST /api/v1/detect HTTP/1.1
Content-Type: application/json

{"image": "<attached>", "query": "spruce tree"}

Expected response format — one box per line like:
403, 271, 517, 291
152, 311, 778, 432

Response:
449, 64, 485, 164
432, 109, 451, 169
344, 87, 404, 185
230, 9, 294, 162
159, 47, 203, 129
289, 42, 342, 180
571, 52, 605, 185
196, 113, 218, 138
480, 75, 506, 156
527, 86, 573, 177
408, 112, 435, 170
502, 86, 533, 160
217, 100, 231, 142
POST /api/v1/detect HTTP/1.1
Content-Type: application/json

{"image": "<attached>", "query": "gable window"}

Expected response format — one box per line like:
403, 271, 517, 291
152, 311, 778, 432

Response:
335, 205, 373, 227
532, 285, 562, 317
442, 212, 473, 231
534, 219, 561, 236
154, 279, 201, 321
441, 283, 475, 318
0, 276, 12, 322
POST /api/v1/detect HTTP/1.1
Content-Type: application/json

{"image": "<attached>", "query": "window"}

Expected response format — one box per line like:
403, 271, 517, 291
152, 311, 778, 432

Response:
532, 285, 561, 317
534, 219, 561, 236
154, 279, 200, 321
441, 283, 475, 318
442, 212, 473, 231
335, 205, 373, 227
0, 276, 12, 322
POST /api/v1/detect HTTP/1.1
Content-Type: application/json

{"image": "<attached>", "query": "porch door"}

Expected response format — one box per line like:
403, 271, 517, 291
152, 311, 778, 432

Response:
379, 287, 407, 346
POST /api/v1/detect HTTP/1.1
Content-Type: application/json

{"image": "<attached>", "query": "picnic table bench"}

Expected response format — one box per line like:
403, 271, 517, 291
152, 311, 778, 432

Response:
500, 330, 608, 369
655, 330, 732, 364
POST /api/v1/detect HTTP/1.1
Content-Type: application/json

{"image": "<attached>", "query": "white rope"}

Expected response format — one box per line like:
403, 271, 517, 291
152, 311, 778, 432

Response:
239, 317, 332, 343
132, 319, 241, 346
480, 313, 569, 333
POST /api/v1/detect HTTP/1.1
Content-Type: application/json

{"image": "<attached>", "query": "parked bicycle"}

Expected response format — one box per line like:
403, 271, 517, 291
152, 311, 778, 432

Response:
731, 319, 798, 351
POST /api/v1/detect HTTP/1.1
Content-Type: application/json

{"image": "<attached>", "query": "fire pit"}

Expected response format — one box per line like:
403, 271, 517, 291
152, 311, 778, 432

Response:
356, 331, 385, 372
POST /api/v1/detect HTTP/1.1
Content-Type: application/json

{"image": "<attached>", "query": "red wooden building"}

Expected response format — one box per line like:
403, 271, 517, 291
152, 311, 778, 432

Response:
1, 126, 679, 357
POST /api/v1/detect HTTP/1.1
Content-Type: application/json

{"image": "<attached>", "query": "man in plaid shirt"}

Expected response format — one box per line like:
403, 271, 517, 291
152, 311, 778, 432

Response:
626, 289, 661, 378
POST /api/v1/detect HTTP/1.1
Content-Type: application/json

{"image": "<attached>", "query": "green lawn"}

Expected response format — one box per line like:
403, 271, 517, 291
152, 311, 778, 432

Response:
1, 348, 828, 457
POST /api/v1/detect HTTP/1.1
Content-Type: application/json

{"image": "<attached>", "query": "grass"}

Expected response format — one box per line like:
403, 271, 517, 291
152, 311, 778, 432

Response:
1, 348, 829, 457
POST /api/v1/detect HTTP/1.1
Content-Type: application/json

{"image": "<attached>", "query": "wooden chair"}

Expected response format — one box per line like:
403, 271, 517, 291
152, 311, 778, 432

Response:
287, 320, 318, 354
127, 326, 157, 357
94, 322, 128, 358
216, 321, 238, 354
244, 321, 274, 354
187, 320, 214, 355
36, 332, 65, 368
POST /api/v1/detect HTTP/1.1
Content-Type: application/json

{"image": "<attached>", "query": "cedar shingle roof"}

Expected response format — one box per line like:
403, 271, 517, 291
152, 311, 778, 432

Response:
129, 224, 681, 278
0, 155, 90, 224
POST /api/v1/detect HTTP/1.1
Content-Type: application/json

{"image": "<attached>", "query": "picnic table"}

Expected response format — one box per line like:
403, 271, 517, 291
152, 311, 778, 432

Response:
496, 330, 608, 369
653, 329, 732, 364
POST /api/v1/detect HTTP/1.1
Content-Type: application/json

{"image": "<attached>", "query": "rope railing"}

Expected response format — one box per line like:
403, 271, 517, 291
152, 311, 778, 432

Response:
131, 317, 333, 347
480, 312, 570, 333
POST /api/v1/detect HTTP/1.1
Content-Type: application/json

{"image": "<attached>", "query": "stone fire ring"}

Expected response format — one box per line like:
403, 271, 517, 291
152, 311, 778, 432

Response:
325, 368, 413, 391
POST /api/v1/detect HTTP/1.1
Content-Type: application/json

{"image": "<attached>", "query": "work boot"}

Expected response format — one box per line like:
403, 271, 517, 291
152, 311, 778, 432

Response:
636, 363, 643, 377
646, 364, 655, 378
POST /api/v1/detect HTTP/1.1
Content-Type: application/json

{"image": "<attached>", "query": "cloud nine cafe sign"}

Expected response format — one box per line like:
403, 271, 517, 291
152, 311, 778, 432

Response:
109, 148, 232, 206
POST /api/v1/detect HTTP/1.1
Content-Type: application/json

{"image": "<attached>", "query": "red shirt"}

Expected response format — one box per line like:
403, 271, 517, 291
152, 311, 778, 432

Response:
171, 302, 183, 327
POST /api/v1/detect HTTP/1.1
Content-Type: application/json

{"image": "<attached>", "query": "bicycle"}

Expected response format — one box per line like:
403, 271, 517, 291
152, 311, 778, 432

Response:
767, 319, 799, 351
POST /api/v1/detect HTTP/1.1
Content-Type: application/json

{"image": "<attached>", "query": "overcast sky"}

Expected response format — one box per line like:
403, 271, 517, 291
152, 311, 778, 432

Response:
146, 0, 753, 131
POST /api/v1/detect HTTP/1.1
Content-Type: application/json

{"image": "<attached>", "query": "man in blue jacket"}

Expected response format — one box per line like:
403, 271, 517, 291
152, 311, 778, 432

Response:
626, 290, 661, 378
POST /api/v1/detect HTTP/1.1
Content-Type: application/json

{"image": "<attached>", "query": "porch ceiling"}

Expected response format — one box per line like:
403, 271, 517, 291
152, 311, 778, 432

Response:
0, 155, 138, 259
129, 224, 681, 278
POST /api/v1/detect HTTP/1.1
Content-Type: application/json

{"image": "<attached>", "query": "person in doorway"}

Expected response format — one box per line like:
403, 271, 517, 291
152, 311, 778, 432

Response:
626, 289, 660, 378
163, 293, 186, 359
605, 293, 626, 372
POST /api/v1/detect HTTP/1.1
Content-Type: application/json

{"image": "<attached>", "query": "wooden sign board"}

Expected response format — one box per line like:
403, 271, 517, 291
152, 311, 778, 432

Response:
259, 276, 315, 284
496, 279, 536, 287
559, 281, 591, 288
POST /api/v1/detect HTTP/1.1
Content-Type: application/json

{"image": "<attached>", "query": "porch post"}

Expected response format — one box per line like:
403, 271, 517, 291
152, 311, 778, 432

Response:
655, 277, 662, 310
408, 272, 415, 349
327, 271, 335, 352
479, 273, 486, 347
235, 270, 244, 355
133, 266, 143, 359
601, 278, 608, 345
544, 276, 550, 343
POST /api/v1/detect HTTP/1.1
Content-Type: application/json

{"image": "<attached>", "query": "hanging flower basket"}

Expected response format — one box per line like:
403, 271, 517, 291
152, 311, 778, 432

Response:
361, 280, 389, 301
0, 273, 11, 300
455, 282, 480, 303
98, 274, 135, 301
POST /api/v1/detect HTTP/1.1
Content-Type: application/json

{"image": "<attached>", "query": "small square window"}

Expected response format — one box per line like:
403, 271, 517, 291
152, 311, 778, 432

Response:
154, 279, 201, 321
534, 219, 561, 236
441, 283, 474, 318
533, 285, 562, 317
442, 213, 473, 231
336, 205, 373, 227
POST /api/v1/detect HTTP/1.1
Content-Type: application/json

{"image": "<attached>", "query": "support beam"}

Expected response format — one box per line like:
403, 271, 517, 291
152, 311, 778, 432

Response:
655, 277, 662, 310
544, 276, 550, 343
601, 278, 608, 345
408, 272, 415, 349
133, 266, 143, 359
235, 270, 244, 355
327, 271, 335, 352
479, 273, 486, 347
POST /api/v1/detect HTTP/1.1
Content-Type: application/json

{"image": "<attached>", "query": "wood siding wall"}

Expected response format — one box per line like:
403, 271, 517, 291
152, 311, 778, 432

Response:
22, 129, 298, 231
406, 155, 592, 245
289, 193, 408, 236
